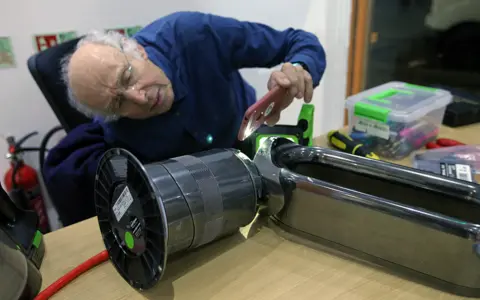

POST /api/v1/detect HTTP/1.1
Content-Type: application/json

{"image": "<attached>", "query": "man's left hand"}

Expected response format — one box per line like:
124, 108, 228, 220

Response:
266, 62, 314, 126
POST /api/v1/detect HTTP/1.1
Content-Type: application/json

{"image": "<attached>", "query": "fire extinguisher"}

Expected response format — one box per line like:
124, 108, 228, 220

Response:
3, 131, 50, 233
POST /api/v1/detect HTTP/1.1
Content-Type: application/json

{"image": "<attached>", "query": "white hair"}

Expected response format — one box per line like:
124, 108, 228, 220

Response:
60, 30, 143, 121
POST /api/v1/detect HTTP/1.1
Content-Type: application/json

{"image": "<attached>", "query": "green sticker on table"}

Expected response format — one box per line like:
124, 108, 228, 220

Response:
125, 231, 134, 249
0, 37, 16, 69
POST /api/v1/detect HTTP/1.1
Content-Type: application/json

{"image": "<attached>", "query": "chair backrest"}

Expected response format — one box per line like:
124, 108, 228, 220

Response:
27, 38, 92, 132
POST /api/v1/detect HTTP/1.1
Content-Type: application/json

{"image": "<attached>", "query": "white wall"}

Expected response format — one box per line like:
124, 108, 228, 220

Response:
0, 0, 350, 227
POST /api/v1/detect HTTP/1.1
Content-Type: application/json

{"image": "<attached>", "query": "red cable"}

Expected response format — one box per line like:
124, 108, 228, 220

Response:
34, 250, 109, 300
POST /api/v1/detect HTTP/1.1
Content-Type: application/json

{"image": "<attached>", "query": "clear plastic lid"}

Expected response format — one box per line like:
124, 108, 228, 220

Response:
345, 81, 453, 123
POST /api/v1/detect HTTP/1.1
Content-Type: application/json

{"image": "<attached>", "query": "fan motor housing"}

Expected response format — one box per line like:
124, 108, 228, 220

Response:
94, 148, 261, 290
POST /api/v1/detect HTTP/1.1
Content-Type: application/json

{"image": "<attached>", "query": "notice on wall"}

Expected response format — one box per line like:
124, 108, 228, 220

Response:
126, 26, 142, 37
107, 28, 126, 35
0, 37, 16, 69
106, 26, 142, 38
33, 31, 77, 52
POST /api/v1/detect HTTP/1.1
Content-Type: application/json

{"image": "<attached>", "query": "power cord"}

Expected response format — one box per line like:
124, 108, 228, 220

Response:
34, 250, 109, 300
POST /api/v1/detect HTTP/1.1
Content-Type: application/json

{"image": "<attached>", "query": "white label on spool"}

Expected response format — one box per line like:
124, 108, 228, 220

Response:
112, 186, 134, 222
354, 117, 390, 140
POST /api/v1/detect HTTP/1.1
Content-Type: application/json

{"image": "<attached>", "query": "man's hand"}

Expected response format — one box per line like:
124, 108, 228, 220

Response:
265, 62, 314, 126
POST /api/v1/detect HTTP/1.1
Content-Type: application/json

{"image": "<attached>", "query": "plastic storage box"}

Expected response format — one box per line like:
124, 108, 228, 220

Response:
346, 81, 453, 160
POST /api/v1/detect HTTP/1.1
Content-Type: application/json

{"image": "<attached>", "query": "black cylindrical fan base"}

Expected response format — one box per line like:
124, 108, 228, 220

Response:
95, 148, 261, 290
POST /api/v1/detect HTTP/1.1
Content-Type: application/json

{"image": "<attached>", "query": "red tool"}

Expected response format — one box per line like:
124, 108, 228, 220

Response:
426, 138, 465, 149
237, 86, 287, 141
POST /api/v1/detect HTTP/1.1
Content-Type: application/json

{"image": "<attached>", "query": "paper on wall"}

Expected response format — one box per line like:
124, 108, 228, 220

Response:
0, 37, 16, 69
33, 31, 77, 52
105, 26, 142, 38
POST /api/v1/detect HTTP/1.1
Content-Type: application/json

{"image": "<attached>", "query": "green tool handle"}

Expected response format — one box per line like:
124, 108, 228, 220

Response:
298, 104, 315, 146
327, 130, 379, 160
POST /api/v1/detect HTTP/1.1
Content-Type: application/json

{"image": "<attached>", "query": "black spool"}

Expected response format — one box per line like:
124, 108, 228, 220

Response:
94, 148, 261, 290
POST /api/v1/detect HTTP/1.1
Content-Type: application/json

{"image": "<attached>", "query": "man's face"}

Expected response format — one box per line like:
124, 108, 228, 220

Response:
68, 42, 174, 119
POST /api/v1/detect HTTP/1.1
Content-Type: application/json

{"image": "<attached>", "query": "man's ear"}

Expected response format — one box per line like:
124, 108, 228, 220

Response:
137, 44, 148, 60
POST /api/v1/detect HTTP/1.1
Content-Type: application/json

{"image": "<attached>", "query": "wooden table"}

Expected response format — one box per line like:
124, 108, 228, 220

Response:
41, 124, 480, 300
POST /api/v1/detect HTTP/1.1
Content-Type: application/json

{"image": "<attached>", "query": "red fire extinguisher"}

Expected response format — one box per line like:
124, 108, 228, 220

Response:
3, 131, 50, 233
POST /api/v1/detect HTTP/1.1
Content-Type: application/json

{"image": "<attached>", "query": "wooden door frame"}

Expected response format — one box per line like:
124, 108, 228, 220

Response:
344, 0, 372, 125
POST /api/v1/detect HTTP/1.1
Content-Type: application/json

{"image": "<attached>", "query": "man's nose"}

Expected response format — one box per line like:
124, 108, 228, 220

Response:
124, 88, 148, 105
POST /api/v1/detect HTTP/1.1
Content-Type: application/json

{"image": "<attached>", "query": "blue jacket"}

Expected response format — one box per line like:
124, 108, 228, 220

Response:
44, 11, 326, 226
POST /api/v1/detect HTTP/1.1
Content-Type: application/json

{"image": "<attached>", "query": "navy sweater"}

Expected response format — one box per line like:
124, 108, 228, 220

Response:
43, 11, 326, 226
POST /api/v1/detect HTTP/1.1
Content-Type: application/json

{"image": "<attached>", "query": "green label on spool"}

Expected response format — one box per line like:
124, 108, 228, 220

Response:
125, 231, 135, 249
354, 102, 391, 123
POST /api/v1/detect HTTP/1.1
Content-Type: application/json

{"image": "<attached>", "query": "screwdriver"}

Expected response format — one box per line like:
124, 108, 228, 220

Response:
327, 130, 379, 160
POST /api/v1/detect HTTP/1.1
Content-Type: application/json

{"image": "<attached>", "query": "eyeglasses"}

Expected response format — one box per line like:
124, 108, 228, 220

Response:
107, 42, 136, 114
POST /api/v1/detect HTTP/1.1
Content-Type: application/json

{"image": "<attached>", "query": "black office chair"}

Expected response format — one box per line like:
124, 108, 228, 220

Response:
27, 37, 92, 132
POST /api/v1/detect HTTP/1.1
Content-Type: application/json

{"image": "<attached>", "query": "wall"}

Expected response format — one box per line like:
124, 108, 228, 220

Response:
0, 0, 351, 228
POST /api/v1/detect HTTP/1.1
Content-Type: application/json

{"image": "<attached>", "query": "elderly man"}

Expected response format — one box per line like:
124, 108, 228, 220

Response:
44, 11, 326, 226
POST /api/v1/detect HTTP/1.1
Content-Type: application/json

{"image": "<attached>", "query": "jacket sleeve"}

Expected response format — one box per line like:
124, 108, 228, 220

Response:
42, 123, 107, 226
138, 11, 326, 86
198, 13, 327, 87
